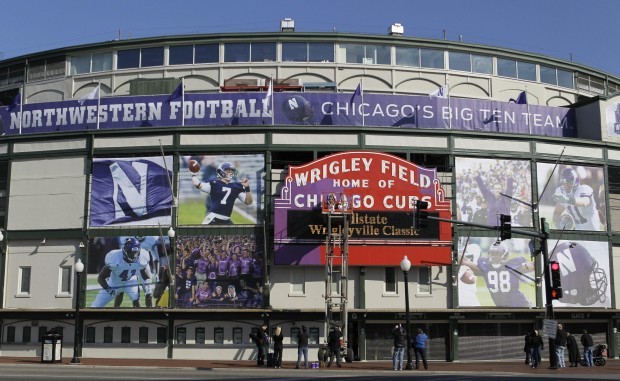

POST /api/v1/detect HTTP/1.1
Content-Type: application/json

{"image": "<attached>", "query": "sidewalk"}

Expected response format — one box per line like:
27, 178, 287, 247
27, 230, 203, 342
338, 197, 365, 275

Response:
0, 356, 618, 375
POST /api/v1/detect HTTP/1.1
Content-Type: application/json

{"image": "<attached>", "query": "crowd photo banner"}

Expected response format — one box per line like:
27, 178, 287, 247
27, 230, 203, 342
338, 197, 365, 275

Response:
174, 233, 264, 309
455, 157, 533, 228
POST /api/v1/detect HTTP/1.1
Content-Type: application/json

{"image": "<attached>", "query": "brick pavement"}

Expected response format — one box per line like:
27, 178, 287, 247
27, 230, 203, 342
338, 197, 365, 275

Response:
0, 356, 618, 375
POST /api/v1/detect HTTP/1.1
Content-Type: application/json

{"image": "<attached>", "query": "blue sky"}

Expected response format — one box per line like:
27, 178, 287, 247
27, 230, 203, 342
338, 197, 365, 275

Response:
3, 0, 619, 77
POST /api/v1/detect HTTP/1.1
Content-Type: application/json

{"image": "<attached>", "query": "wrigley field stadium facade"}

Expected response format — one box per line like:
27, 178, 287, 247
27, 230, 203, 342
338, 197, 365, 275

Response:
0, 19, 619, 362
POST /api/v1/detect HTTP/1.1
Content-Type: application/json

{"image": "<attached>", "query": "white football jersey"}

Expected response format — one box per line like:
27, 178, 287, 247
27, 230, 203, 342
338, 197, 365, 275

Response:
554, 184, 600, 230
105, 249, 150, 288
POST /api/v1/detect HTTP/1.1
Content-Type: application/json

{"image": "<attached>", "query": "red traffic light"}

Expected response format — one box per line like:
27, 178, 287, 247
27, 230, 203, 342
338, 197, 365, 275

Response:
550, 262, 560, 271
550, 288, 563, 299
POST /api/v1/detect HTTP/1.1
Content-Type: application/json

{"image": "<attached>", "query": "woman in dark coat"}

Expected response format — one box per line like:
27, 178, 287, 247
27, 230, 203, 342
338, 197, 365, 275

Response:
566, 332, 580, 367
272, 325, 284, 368
528, 330, 544, 368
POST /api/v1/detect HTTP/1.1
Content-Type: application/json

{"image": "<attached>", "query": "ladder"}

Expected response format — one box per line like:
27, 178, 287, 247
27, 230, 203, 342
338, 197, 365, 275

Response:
323, 192, 351, 351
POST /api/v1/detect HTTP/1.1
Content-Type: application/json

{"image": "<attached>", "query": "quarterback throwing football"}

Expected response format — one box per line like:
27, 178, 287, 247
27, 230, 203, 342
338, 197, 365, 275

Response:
191, 162, 253, 225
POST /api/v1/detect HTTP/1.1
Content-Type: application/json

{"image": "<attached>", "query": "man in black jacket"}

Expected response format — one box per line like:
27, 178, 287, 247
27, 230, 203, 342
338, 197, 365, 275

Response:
295, 325, 309, 369
392, 324, 407, 370
554, 323, 568, 368
250, 323, 269, 367
327, 326, 343, 367
581, 329, 594, 367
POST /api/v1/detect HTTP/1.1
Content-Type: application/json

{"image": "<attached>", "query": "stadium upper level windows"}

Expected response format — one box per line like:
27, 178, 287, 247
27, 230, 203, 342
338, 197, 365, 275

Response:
497, 58, 536, 81
169, 45, 193, 65
395, 46, 420, 67
224, 42, 276, 62
0, 64, 24, 87
449, 52, 493, 74
282, 42, 306, 61
169, 44, 220, 65
27, 56, 65, 82
421, 48, 444, 69
282, 42, 334, 62
70, 51, 112, 74
576, 72, 606, 95
117, 49, 140, 69
117, 47, 164, 69
396, 47, 444, 69
225, 43, 249, 62
339, 43, 390, 65
309, 42, 334, 62
195, 44, 219, 63
251, 42, 276, 62
139, 47, 164, 67
540, 65, 574, 88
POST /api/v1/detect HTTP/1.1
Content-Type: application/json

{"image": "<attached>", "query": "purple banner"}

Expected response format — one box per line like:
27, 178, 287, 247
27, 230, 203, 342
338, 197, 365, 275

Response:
90, 157, 173, 226
0, 92, 575, 137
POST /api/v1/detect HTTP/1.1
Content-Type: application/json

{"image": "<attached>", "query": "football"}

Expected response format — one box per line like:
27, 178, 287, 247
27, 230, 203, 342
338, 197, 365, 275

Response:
189, 159, 201, 174
460, 268, 476, 284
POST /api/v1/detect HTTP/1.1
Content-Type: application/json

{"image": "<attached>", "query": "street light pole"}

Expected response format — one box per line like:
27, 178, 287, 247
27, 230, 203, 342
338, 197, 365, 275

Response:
71, 258, 84, 364
400, 256, 413, 370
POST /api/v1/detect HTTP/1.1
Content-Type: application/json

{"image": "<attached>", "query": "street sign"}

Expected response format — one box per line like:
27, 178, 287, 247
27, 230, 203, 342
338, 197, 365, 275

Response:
543, 319, 557, 339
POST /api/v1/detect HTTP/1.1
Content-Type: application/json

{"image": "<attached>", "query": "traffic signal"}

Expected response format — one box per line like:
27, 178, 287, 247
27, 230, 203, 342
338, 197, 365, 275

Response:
414, 200, 429, 230
499, 214, 511, 241
549, 260, 563, 300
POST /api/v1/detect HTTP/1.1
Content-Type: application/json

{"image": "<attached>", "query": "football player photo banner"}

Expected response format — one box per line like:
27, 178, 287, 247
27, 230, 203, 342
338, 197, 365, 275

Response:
457, 237, 536, 308
174, 234, 264, 309
90, 156, 173, 226
455, 157, 533, 228
536, 163, 606, 231
543, 240, 610, 308
178, 154, 264, 226
85, 236, 172, 308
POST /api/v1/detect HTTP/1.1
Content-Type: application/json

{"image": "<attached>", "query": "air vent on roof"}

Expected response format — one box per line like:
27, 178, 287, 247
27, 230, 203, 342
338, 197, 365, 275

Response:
281, 18, 295, 32
388, 23, 404, 36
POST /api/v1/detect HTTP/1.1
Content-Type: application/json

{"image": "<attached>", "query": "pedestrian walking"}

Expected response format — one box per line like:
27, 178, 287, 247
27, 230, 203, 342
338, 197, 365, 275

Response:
554, 323, 567, 368
327, 325, 343, 367
566, 332, 580, 367
581, 329, 594, 367
392, 324, 407, 370
524, 333, 531, 365
272, 326, 284, 368
528, 330, 544, 368
295, 325, 309, 369
413, 328, 428, 370
250, 322, 268, 367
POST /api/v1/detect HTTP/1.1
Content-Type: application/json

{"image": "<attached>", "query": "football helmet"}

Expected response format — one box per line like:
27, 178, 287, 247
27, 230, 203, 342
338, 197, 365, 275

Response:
552, 242, 607, 306
488, 241, 509, 265
216, 162, 237, 180
122, 237, 141, 263
463, 243, 481, 263
559, 168, 579, 197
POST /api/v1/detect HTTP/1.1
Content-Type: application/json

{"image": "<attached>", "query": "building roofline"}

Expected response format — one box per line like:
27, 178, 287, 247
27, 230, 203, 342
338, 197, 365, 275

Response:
1, 31, 617, 81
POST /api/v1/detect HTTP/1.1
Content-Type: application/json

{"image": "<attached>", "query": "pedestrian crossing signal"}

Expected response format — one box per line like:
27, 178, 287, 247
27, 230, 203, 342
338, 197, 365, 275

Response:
549, 261, 563, 300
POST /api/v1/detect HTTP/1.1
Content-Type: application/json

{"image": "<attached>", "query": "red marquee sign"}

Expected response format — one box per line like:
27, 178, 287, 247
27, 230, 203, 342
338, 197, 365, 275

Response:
274, 151, 452, 266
